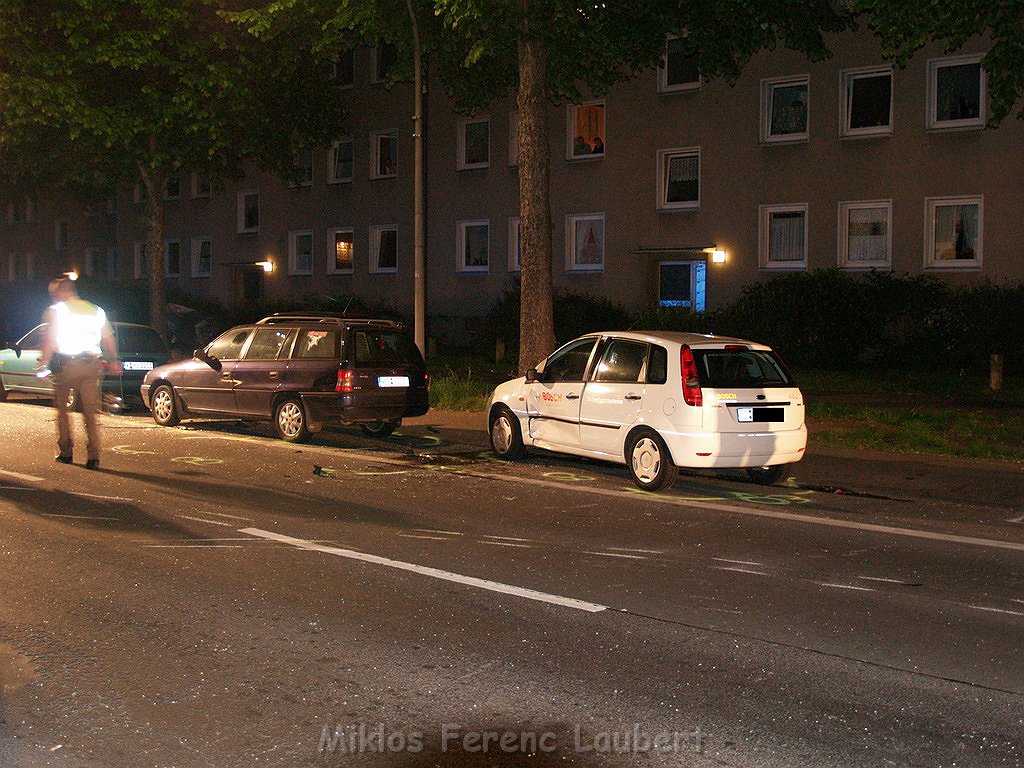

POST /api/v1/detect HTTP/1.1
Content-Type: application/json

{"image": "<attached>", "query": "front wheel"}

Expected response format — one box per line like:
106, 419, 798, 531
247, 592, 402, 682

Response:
489, 406, 525, 460
626, 429, 679, 492
747, 464, 790, 486
150, 384, 180, 427
274, 397, 310, 443
360, 419, 399, 438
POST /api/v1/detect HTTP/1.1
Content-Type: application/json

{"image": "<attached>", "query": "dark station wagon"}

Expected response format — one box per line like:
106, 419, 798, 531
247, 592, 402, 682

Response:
141, 314, 429, 442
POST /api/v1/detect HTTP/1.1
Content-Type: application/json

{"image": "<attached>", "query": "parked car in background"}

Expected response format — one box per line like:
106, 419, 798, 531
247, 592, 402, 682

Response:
0, 321, 170, 409
488, 331, 806, 491
141, 314, 429, 442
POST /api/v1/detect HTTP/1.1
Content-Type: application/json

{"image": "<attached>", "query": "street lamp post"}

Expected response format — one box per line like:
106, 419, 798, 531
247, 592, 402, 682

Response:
405, 0, 426, 357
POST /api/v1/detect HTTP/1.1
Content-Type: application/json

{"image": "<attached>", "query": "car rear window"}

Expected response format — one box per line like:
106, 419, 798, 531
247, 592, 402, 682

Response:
692, 349, 793, 388
115, 325, 168, 355
352, 329, 419, 367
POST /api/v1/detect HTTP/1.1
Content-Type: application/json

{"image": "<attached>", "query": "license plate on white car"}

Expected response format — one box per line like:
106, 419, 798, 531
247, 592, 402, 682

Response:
378, 376, 409, 388
737, 406, 784, 423
123, 361, 154, 371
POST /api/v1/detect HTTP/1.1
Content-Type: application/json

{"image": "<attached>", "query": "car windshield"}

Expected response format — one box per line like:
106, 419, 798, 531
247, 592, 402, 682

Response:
692, 348, 793, 388
115, 325, 168, 355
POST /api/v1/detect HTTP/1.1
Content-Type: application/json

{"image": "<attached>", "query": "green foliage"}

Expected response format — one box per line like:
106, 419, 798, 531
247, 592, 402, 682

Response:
853, 0, 1024, 123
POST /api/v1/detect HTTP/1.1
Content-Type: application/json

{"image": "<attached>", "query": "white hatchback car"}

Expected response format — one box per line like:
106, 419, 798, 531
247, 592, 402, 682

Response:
487, 331, 807, 491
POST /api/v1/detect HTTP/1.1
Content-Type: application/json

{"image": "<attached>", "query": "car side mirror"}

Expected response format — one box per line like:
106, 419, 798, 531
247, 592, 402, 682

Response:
194, 347, 222, 371
525, 367, 541, 382
8, 342, 22, 358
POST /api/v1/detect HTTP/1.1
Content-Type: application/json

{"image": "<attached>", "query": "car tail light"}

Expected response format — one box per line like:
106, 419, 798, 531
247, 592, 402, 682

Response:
680, 345, 702, 407
336, 368, 354, 393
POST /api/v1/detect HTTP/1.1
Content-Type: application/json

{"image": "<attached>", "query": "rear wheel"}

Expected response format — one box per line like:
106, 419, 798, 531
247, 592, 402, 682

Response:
360, 419, 400, 438
150, 384, 180, 427
626, 429, 679, 492
489, 406, 525, 460
747, 464, 790, 486
274, 397, 310, 443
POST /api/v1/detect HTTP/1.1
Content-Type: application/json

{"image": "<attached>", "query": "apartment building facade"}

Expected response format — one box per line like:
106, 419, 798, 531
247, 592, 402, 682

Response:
2, 32, 1020, 341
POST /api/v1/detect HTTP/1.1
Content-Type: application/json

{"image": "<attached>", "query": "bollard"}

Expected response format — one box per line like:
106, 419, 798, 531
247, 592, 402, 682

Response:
990, 353, 1003, 391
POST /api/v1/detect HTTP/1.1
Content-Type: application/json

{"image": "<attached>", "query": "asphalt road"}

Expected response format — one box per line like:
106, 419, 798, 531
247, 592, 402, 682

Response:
1, 396, 1022, 768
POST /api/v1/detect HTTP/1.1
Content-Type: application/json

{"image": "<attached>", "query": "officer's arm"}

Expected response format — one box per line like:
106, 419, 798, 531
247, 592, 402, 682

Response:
100, 324, 121, 374
37, 309, 56, 368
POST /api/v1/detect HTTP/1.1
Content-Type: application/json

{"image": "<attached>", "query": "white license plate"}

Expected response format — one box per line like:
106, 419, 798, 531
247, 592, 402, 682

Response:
378, 376, 409, 388
737, 407, 754, 423
123, 361, 154, 371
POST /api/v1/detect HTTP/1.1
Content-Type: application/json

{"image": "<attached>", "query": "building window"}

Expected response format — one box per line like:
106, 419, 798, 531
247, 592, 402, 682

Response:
164, 178, 180, 200
329, 138, 353, 184
289, 230, 313, 275
762, 75, 810, 143
22, 253, 35, 280
566, 213, 604, 272
567, 102, 605, 159
659, 35, 700, 93
759, 204, 808, 270
839, 201, 891, 269
164, 240, 182, 278
334, 49, 354, 88
841, 66, 893, 138
191, 237, 212, 277
659, 261, 707, 311
237, 190, 259, 234
190, 172, 211, 198
372, 43, 397, 83
457, 220, 490, 273
458, 117, 490, 170
329, 228, 354, 274
928, 54, 986, 131
371, 130, 398, 178
106, 247, 118, 280
294, 146, 313, 186
133, 242, 148, 279
509, 111, 519, 167
508, 217, 521, 272
925, 196, 982, 269
54, 220, 69, 252
83, 247, 99, 278
657, 148, 700, 211
370, 225, 398, 273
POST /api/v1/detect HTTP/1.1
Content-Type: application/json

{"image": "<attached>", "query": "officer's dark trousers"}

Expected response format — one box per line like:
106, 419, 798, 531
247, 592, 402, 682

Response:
53, 357, 102, 461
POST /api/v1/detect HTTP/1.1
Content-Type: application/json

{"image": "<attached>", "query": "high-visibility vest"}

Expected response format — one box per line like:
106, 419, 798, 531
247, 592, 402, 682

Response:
51, 299, 107, 356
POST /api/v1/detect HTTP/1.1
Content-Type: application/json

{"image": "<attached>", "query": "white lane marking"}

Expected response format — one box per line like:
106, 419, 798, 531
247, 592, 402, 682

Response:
1014, 599, 1024, 605
196, 511, 254, 522
42, 513, 120, 521
241, 527, 608, 614
605, 547, 664, 554
189, 430, 1024, 554
817, 582, 875, 592
68, 492, 137, 502
0, 469, 44, 483
143, 544, 245, 549
482, 540, 533, 549
398, 534, 451, 541
585, 551, 647, 560
482, 535, 534, 543
0, 485, 40, 491
175, 515, 234, 527
712, 557, 764, 567
713, 566, 768, 576
967, 605, 1024, 617
413, 528, 464, 536
858, 576, 910, 584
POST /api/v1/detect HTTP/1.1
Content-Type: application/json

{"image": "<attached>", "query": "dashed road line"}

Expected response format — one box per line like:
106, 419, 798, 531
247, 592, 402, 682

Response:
586, 551, 648, 560
712, 557, 764, 567
967, 605, 1024, 618
817, 582, 875, 592
42, 513, 120, 521
0, 469, 44, 483
713, 566, 768, 576
175, 514, 235, 527
240, 527, 608, 614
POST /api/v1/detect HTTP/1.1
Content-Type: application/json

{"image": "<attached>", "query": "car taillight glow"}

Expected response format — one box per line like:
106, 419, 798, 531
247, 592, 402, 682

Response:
336, 369, 354, 393
680, 345, 702, 407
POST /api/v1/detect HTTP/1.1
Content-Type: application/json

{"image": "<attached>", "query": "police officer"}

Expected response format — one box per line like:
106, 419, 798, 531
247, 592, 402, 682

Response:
37, 277, 120, 469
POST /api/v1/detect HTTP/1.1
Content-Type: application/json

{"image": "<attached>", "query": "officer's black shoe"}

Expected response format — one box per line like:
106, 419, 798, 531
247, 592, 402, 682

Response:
55, 454, 73, 464
85, 459, 100, 470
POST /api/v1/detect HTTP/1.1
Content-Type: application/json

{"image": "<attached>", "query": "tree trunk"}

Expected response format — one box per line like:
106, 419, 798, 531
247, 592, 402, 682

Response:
515, 10, 556, 375
139, 161, 168, 341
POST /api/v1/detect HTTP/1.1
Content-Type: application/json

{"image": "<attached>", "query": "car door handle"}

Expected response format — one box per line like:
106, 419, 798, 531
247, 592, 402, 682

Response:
220, 372, 232, 379
269, 371, 279, 378
625, 393, 642, 401
565, 393, 580, 400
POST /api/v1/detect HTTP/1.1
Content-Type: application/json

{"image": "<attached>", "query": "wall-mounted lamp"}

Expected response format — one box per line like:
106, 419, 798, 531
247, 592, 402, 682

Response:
711, 249, 727, 264
256, 260, 274, 273
64, 270, 79, 281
